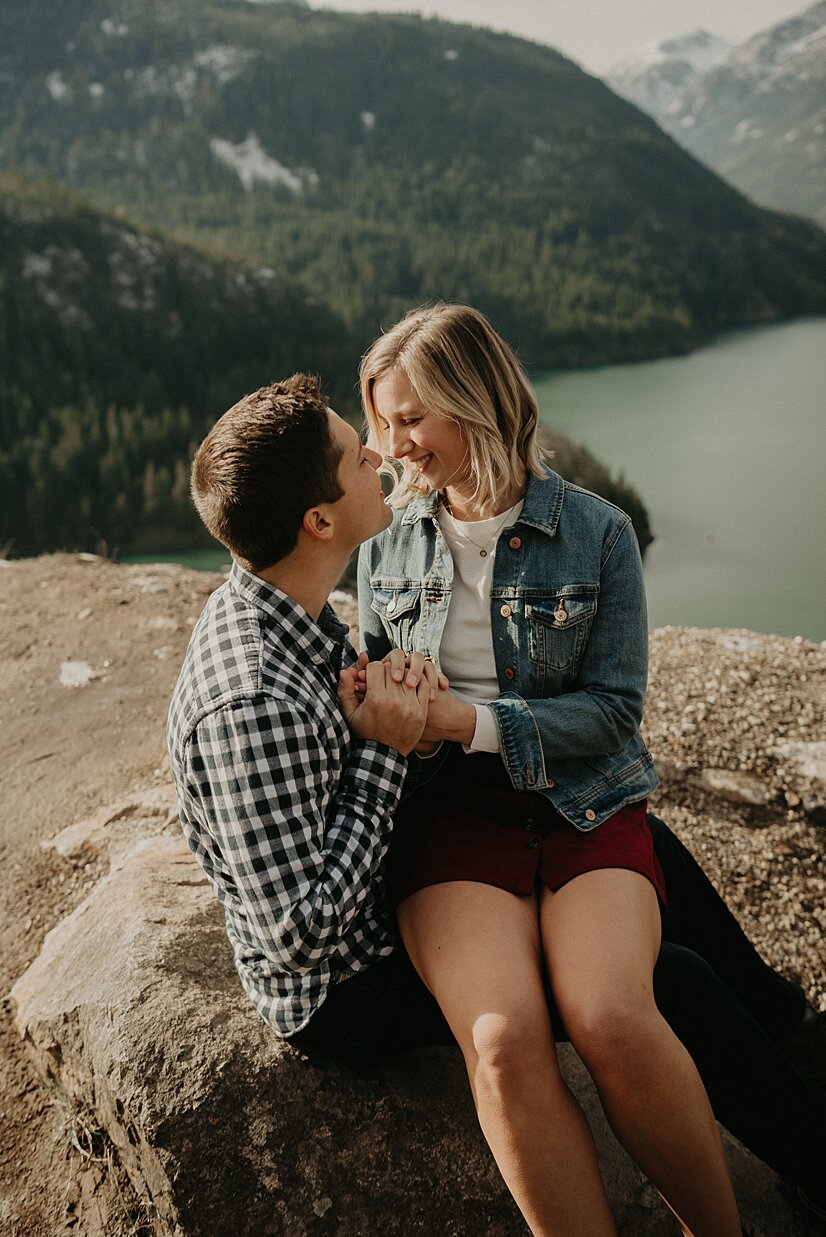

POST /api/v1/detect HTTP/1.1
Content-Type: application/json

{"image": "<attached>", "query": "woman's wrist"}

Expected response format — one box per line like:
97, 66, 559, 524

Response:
443, 700, 476, 746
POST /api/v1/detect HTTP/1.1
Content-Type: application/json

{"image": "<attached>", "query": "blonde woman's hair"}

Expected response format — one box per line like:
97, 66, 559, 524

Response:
360, 303, 548, 513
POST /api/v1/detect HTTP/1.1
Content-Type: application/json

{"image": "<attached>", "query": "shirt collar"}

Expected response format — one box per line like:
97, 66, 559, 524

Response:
228, 561, 349, 667
401, 489, 442, 525
518, 465, 563, 536
400, 465, 563, 536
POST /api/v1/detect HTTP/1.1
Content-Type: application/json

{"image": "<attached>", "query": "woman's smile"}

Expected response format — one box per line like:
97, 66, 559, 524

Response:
372, 369, 470, 495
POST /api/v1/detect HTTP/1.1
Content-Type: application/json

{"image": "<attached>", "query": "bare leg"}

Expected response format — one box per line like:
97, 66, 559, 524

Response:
540, 869, 740, 1237
398, 881, 617, 1237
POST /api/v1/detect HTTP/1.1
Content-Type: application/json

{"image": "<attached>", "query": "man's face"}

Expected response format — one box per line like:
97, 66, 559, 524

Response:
326, 410, 392, 548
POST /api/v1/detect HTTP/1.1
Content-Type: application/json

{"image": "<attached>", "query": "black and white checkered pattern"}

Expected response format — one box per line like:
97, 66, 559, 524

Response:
167, 562, 406, 1037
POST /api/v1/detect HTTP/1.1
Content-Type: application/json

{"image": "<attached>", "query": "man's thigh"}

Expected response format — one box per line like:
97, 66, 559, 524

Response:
291, 949, 455, 1069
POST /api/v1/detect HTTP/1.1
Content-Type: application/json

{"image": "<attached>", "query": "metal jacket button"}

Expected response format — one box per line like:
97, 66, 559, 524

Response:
585, 809, 597, 822
386, 598, 397, 614
508, 536, 521, 550
554, 607, 568, 623
500, 604, 512, 618
504, 667, 515, 680
547, 778, 555, 789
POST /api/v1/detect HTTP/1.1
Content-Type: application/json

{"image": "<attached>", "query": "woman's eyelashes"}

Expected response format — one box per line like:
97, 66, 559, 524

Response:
380, 417, 423, 430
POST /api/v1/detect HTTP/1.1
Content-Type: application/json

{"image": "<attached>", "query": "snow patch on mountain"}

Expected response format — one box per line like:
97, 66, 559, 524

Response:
209, 133, 318, 193
194, 45, 258, 84
608, 30, 732, 122
100, 18, 129, 36
45, 71, 71, 102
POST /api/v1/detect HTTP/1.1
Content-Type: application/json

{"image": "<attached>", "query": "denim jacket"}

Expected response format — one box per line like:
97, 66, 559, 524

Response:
357, 464, 658, 831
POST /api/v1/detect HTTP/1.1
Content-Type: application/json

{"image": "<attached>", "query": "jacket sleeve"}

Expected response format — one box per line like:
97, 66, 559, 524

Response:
184, 695, 406, 973
488, 518, 650, 783
357, 540, 394, 660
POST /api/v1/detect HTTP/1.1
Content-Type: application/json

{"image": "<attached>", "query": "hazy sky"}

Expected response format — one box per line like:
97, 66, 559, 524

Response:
310, 0, 811, 73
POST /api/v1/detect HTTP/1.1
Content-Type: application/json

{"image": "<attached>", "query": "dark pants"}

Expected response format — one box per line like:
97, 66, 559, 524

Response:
293, 815, 824, 1194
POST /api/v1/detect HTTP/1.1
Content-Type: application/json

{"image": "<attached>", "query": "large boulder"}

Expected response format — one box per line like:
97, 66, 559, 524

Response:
11, 813, 808, 1235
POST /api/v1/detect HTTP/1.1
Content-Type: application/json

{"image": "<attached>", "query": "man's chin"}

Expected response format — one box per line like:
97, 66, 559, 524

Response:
377, 501, 393, 532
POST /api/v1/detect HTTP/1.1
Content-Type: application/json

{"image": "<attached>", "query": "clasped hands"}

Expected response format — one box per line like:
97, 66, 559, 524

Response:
337, 649, 476, 756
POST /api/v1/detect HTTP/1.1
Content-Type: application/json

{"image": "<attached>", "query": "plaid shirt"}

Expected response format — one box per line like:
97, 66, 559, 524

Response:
167, 562, 407, 1037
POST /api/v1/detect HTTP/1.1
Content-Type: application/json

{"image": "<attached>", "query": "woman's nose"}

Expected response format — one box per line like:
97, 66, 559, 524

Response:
387, 425, 410, 458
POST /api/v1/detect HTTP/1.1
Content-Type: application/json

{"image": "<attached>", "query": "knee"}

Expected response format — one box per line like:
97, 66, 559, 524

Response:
468, 1009, 551, 1095
565, 996, 661, 1081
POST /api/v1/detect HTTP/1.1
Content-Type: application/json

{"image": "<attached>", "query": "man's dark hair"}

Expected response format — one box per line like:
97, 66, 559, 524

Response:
191, 374, 344, 571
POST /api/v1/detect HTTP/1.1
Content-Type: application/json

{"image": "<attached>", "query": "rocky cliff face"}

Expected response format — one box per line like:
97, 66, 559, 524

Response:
2, 556, 824, 1234
607, 30, 732, 124
607, 1, 826, 226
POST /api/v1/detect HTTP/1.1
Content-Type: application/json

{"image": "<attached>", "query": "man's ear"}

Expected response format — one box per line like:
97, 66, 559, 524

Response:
302, 505, 335, 543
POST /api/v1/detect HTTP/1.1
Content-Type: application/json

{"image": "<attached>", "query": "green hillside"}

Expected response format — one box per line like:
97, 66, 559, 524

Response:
0, 175, 357, 556
0, 177, 651, 557
2, 0, 825, 368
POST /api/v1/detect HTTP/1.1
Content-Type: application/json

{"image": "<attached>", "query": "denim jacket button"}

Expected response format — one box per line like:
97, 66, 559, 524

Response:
500, 604, 512, 618
386, 598, 397, 614
554, 607, 568, 623
508, 536, 522, 550
504, 666, 515, 680
547, 778, 555, 789
585, 809, 597, 822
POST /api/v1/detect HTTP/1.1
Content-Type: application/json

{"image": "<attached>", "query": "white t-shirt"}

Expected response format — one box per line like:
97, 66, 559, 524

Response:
437, 499, 524, 753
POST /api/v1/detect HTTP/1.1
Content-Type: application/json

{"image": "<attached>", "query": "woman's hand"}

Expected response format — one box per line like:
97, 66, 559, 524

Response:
353, 649, 449, 703
419, 686, 477, 747
337, 659, 430, 756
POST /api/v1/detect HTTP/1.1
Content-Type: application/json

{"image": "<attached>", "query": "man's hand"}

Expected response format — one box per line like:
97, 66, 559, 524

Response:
338, 659, 430, 756
353, 649, 448, 703
419, 686, 477, 747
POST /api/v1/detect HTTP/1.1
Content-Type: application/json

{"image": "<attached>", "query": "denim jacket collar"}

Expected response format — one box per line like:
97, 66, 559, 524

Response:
400, 464, 563, 536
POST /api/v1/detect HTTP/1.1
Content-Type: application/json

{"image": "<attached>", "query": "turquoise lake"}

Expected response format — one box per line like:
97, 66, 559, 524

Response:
533, 318, 826, 643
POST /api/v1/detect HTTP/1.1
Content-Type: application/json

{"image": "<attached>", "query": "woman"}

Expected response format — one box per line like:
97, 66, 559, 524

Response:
357, 303, 741, 1236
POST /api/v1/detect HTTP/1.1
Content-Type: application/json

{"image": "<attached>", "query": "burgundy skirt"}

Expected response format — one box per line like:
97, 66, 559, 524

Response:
387, 744, 666, 910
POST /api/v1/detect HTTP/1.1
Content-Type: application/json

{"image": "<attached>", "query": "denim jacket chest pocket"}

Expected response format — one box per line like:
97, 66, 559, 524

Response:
525, 586, 599, 685
369, 585, 425, 654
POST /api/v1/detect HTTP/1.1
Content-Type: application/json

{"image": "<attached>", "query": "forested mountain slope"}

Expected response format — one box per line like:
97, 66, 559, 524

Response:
2, 0, 825, 367
1, 178, 651, 557
0, 176, 356, 555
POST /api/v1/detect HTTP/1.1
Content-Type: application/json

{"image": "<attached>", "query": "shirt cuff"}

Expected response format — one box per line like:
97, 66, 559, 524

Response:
462, 704, 501, 754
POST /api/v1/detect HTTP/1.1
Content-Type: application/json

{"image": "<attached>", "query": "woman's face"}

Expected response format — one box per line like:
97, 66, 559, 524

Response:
371, 369, 470, 496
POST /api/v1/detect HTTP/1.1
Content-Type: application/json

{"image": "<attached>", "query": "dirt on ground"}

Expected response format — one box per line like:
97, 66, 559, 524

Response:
0, 554, 226, 1236
0, 554, 823, 1235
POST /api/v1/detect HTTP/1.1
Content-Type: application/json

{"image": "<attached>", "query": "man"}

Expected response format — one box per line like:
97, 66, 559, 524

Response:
168, 374, 825, 1215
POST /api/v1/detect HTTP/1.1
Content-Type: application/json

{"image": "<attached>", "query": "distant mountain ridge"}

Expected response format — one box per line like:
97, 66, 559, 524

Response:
608, 2, 826, 226
1, 0, 825, 369
608, 30, 732, 123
